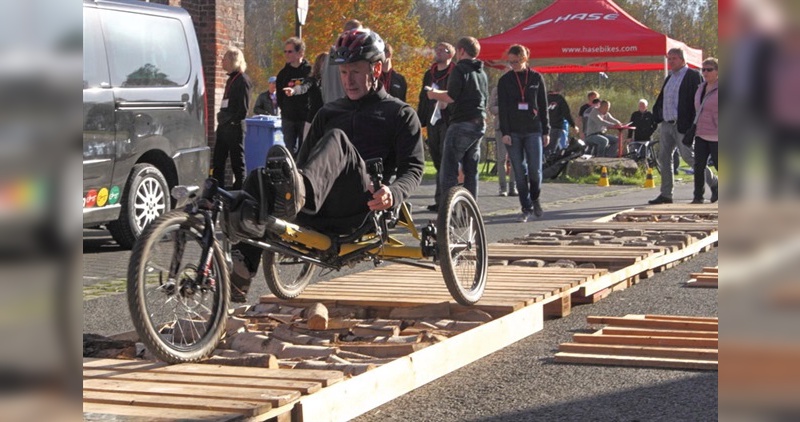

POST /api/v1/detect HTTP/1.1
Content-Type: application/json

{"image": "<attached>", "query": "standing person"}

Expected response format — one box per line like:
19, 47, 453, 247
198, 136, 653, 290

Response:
489, 86, 516, 197
212, 46, 252, 190
578, 91, 599, 138
284, 52, 326, 139
380, 43, 408, 102
497, 44, 549, 222
417, 42, 455, 211
650, 47, 718, 204
426, 36, 489, 202
545, 80, 578, 157
228, 28, 424, 302
253, 76, 279, 116
691, 58, 720, 203
321, 19, 363, 104
276, 37, 311, 156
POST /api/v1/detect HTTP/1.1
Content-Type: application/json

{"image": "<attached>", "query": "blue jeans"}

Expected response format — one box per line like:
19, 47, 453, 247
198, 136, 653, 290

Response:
506, 132, 543, 212
439, 120, 484, 202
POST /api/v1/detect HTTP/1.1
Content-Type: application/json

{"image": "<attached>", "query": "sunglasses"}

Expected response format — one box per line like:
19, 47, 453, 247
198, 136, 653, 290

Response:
701, 67, 716, 72
284, 50, 295, 54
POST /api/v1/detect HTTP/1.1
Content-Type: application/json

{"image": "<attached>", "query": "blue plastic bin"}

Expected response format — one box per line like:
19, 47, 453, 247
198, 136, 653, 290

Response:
244, 115, 284, 173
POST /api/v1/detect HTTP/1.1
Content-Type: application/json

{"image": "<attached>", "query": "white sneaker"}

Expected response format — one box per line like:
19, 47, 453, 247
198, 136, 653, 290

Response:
517, 211, 531, 223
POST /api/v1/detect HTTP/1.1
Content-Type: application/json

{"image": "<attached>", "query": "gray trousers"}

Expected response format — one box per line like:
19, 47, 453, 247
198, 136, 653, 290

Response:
659, 122, 718, 199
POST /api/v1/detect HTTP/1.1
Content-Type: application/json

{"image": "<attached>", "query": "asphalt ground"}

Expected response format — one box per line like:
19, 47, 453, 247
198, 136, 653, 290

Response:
82, 174, 717, 421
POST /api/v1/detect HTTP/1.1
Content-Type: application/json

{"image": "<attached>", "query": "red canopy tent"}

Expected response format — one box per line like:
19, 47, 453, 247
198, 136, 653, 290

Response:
478, 0, 703, 73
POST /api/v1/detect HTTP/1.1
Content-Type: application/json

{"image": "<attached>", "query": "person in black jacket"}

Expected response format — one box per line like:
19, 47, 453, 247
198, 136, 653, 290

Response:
417, 42, 455, 211
497, 44, 549, 222
228, 29, 424, 302
379, 43, 407, 102
276, 37, 311, 156
212, 46, 253, 190
427, 36, 488, 203
283, 52, 326, 138
650, 47, 718, 204
544, 80, 577, 156
253, 76, 279, 116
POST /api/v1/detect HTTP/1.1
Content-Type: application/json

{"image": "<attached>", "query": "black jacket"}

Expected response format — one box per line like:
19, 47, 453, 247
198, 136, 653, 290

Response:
217, 70, 252, 127
276, 59, 312, 121
546, 92, 575, 129
299, 85, 425, 207
446, 58, 488, 123
291, 76, 324, 123
253, 91, 278, 116
380, 70, 408, 102
497, 68, 549, 136
417, 63, 455, 127
652, 67, 703, 134
628, 110, 657, 141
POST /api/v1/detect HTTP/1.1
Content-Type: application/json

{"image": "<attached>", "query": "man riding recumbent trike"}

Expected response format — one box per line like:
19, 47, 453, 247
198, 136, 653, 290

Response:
126, 28, 488, 363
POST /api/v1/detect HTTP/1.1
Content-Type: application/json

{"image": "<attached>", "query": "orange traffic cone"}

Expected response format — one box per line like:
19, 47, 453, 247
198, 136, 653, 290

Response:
643, 167, 655, 188
597, 166, 609, 187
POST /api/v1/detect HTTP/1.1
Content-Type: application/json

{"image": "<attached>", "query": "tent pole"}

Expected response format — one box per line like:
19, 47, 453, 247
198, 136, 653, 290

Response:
664, 56, 668, 78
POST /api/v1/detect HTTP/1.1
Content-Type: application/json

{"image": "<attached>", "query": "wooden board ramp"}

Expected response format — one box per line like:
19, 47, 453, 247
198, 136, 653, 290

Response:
84, 203, 718, 421
685, 266, 718, 288
82, 358, 344, 421
554, 314, 718, 371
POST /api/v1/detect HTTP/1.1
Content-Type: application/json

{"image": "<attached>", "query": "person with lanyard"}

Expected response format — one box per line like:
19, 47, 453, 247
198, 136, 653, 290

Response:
417, 42, 455, 211
379, 43, 407, 102
497, 44, 550, 222
212, 46, 253, 190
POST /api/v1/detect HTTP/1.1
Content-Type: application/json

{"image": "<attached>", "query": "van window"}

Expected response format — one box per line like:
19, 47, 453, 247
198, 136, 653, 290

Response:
100, 9, 191, 88
83, 8, 108, 88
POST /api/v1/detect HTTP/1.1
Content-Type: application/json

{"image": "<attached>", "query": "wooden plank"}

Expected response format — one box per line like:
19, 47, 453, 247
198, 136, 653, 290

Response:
83, 390, 272, 416
554, 352, 717, 371
601, 327, 718, 339
83, 378, 301, 407
84, 360, 344, 387
642, 315, 718, 323
83, 369, 323, 395
572, 333, 718, 349
586, 316, 717, 331
83, 402, 240, 421
558, 343, 718, 361
295, 302, 545, 422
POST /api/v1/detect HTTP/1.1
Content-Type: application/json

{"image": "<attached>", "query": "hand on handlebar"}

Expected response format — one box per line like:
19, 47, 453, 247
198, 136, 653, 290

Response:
367, 185, 394, 211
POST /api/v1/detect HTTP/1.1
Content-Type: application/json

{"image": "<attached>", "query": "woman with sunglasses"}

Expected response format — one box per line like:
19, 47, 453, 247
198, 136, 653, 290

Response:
692, 58, 719, 203
497, 44, 550, 222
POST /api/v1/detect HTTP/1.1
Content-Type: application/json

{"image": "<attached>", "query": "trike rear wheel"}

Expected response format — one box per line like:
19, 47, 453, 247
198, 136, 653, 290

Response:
127, 210, 229, 363
437, 187, 488, 305
262, 251, 318, 299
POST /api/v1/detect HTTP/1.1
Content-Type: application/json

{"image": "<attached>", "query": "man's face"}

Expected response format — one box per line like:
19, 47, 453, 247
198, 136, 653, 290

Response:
434, 45, 452, 64
638, 102, 647, 112
587, 94, 597, 104
667, 53, 685, 72
340, 60, 381, 100
600, 103, 610, 114
268, 82, 276, 93
284, 44, 300, 64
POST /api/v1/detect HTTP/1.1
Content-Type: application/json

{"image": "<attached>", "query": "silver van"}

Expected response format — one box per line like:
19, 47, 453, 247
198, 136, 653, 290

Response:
83, 0, 208, 248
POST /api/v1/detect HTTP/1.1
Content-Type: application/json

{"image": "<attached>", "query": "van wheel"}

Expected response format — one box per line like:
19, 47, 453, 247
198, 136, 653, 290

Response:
109, 164, 170, 249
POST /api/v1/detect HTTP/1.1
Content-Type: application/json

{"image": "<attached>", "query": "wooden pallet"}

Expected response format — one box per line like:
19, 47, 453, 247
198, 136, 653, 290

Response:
83, 358, 344, 421
685, 266, 718, 288
488, 244, 663, 271
554, 315, 718, 371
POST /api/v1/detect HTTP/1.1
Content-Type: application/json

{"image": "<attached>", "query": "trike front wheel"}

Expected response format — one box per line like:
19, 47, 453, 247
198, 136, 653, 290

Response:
437, 187, 488, 305
127, 210, 229, 363
262, 251, 318, 299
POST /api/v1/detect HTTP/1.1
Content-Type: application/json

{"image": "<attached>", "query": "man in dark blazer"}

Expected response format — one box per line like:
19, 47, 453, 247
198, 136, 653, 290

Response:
649, 48, 718, 204
253, 76, 279, 116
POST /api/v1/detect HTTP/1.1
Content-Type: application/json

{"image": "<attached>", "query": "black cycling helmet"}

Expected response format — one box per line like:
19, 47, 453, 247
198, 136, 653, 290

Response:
329, 29, 385, 65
